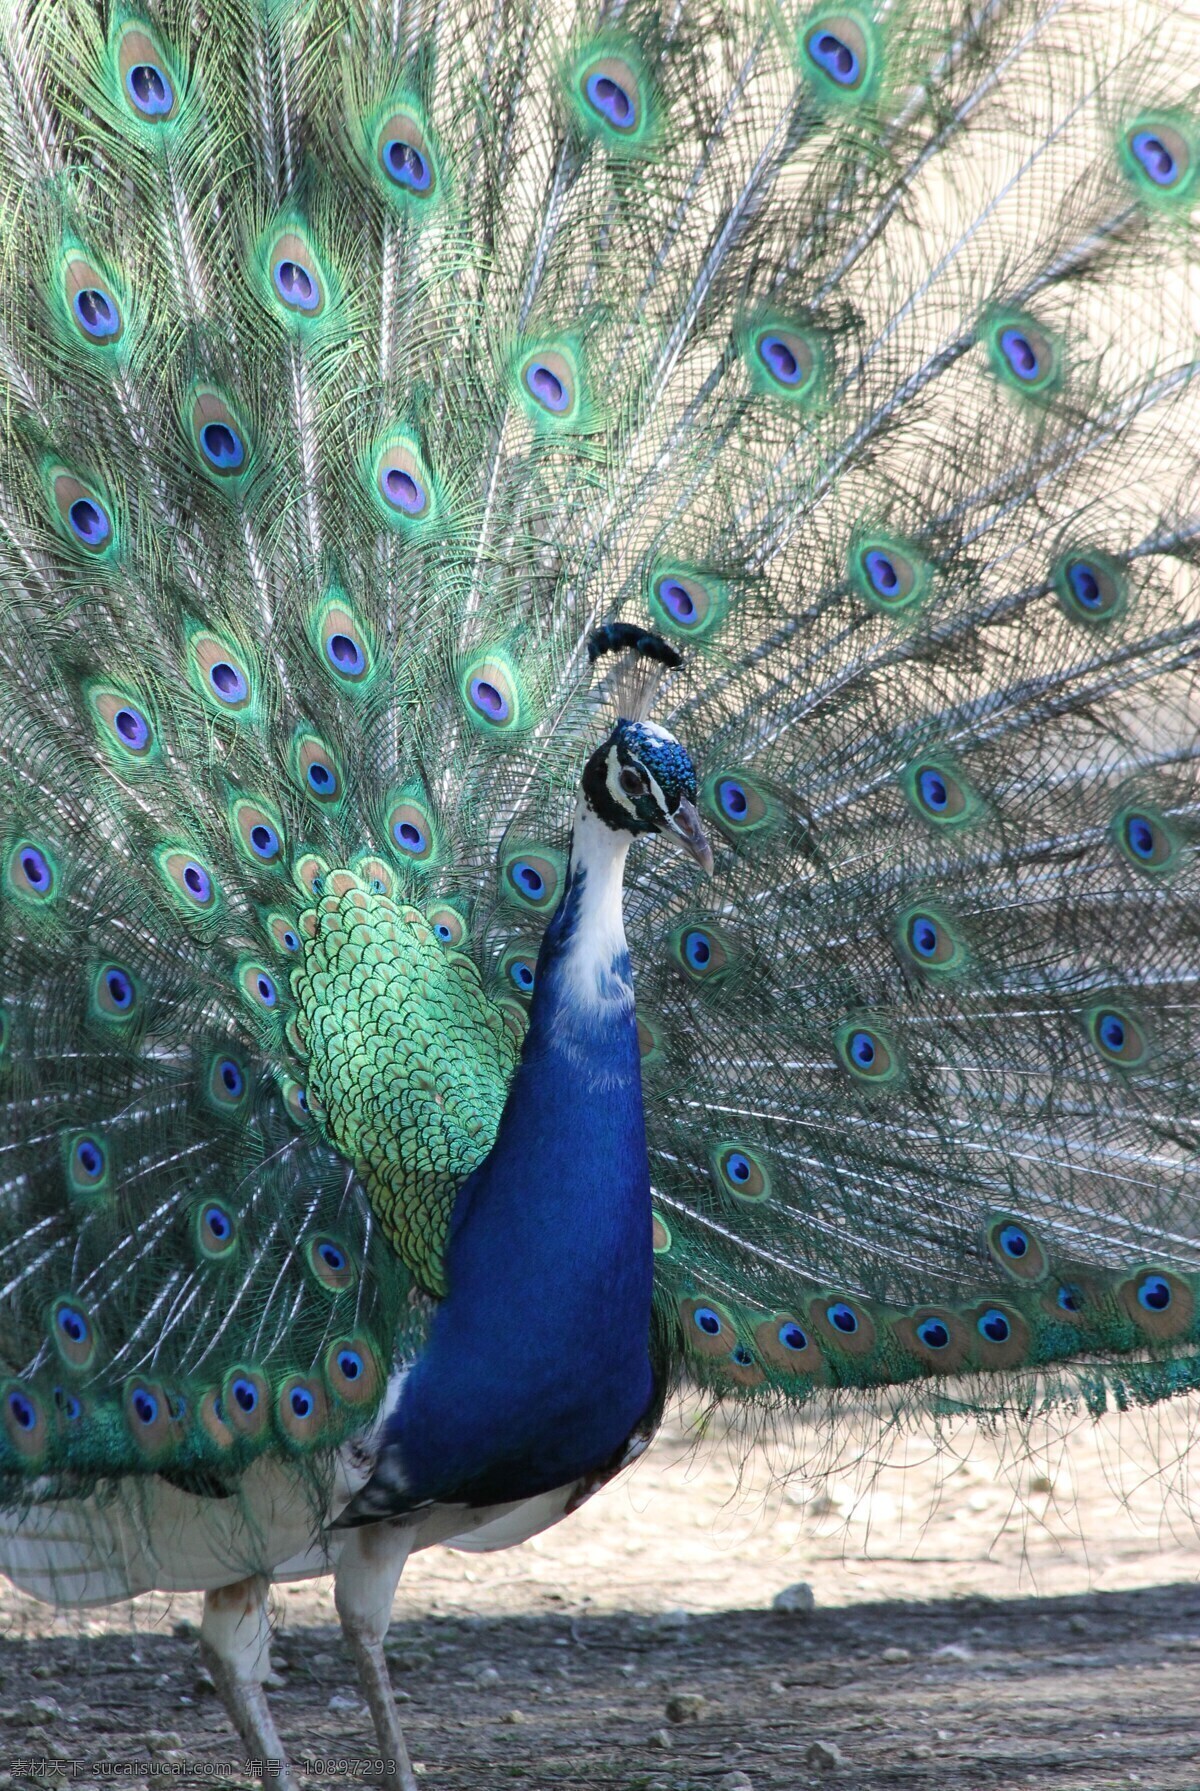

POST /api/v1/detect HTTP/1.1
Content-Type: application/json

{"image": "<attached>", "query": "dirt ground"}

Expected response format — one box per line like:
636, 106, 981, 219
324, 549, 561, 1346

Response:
2, 1396, 1200, 1791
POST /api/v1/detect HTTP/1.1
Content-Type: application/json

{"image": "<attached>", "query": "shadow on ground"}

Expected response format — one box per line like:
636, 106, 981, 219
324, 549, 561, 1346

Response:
0, 1581, 1197, 1790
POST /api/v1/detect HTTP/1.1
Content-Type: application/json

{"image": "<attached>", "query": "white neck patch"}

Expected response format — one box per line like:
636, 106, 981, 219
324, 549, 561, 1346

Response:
558, 799, 634, 1018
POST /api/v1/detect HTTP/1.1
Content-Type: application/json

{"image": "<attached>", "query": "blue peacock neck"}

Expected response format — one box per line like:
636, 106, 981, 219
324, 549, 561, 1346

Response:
385, 794, 656, 1508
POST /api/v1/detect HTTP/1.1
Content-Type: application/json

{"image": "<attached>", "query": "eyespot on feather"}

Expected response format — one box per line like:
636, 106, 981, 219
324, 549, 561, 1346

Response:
63, 254, 124, 347
1119, 113, 1197, 207
222, 1367, 270, 1439
711, 1142, 770, 1202
966, 1303, 1031, 1369
294, 733, 343, 807
1086, 1003, 1148, 1068
850, 534, 933, 615
123, 1379, 182, 1458
1113, 804, 1182, 876
49, 1299, 97, 1373
188, 631, 255, 717
801, 10, 877, 97
156, 847, 220, 917
47, 467, 116, 557
64, 1130, 110, 1197
427, 903, 466, 947
267, 228, 328, 320
809, 1295, 877, 1357
517, 343, 583, 424
577, 52, 644, 139
115, 24, 180, 124
892, 1308, 973, 1371
651, 1210, 672, 1255
197, 1389, 236, 1451
2, 1384, 49, 1462
188, 389, 250, 482
387, 795, 437, 863
7, 840, 58, 905
647, 564, 729, 640
292, 853, 330, 898
276, 1374, 329, 1447
373, 437, 434, 525
206, 1053, 249, 1112
237, 960, 281, 1017
679, 1296, 739, 1359
500, 846, 563, 912
193, 1199, 238, 1261
355, 856, 397, 899
306, 1235, 358, 1294
835, 1019, 901, 1084
312, 595, 374, 687
1118, 1270, 1196, 1341
87, 686, 157, 765
901, 757, 981, 827
895, 903, 967, 974
459, 652, 526, 734
500, 941, 539, 1001
267, 913, 302, 955
375, 107, 439, 200
703, 769, 772, 837
669, 921, 732, 982
984, 311, 1061, 395
986, 1216, 1048, 1282
754, 1313, 825, 1376
231, 799, 285, 870
636, 1011, 667, 1071
324, 1337, 381, 1407
91, 962, 139, 1024
1052, 550, 1128, 627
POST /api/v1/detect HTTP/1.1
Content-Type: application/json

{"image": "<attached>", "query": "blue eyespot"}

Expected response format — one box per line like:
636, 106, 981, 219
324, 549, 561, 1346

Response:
337, 1349, 363, 1380
509, 959, 535, 993
273, 260, 318, 310
255, 972, 277, 1008
1098, 1011, 1126, 1053
209, 660, 248, 705
525, 362, 569, 412
18, 846, 52, 894
725, 1152, 752, 1185
74, 1137, 105, 1184
917, 1318, 950, 1350
57, 1306, 87, 1344
281, 929, 299, 952
998, 1224, 1029, 1260
114, 706, 150, 750
393, 819, 426, 854
1057, 1284, 1084, 1313
307, 761, 335, 795
512, 862, 544, 898
909, 915, 938, 959
182, 861, 212, 904
73, 288, 120, 339
778, 1322, 808, 1352
7, 1391, 37, 1431
383, 466, 426, 514
69, 497, 111, 547
127, 63, 173, 117
249, 823, 279, 860
657, 578, 696, 623
717, 779, 749, 822
435, 922, 453, 942
1137, 1274, 1171, 1312
977, 1309, 1011, 1343
319, 1242, 346, 1272
231, 1376, 258, 1413
290, 1387, 314, 1418
57, 1390, 83, 1422
1124, 813, 1157, 861
684, 930, 712, 971
1131, 129, 1179, 187
218, 1058, 245, 1099
132, 1388, 159, 1425
585, 71, 634, 129
1000, 328, 1041, 382
864, 550, 901, 598
1068, 561, 1103, 609
693, 1306, 723, 1337
326, 632, 365, 676
469, 677, 510, 722
383, 138, 431, 191
200, 421, 245, 471
827, 1302, 858, 1335
757, 334, 802, 385
848, 1030, 876, 1069
918, 769, 948, 811
807, 28, 861, 86
105, 968, 134, 1010
731, 1343, 754, 1367
204, 1205, 232, 1242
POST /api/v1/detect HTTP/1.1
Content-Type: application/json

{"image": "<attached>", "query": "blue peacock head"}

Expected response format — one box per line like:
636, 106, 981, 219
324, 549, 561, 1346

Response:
582, 624, 712, 872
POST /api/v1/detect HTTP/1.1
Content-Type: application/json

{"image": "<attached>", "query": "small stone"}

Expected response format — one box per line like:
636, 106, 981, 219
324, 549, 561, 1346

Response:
30, 1665, 53, 1681
909, 1744, 934, 1760
173, 1619, 198, 1640
474, 1665, 501, 1687
1068, 1615, 1091, 1634
773, 1582, 816, 1616
804, 1740, 845, 1771
327, 1692, 362, 1712
501, 1710, 525, 1725
769, 1680, 787, 1695
880, 1646, 911, 1664
654, 1609, 691, 1630
932, 1643, 974, 1663
720, 1773, 754, 1790
23, 1696, 63, 1722
262, 1671, 286, 1691
665, 1692, 706, 1724
146, 1732, 183, 1753
647, 1729, 673, 1750
193, 1667, 216, 1695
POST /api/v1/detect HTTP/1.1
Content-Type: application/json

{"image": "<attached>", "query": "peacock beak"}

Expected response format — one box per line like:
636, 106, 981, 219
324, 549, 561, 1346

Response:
668, 797, 713, 875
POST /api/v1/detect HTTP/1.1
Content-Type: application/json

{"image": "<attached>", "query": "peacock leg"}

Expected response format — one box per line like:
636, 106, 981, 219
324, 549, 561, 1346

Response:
333, 1521, 420, 1790
200, 1574, 297, 1791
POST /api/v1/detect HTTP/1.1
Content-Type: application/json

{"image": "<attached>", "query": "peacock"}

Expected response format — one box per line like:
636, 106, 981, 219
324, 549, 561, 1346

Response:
1, 0, 1198, 1779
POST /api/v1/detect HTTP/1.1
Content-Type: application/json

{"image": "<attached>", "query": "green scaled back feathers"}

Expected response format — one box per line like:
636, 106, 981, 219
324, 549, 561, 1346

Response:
1, 0, 1199, 1504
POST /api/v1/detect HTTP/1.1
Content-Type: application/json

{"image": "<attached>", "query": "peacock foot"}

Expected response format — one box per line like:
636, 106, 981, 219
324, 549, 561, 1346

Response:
200, 1576, 298, 1791
334, 1521, 421, 1790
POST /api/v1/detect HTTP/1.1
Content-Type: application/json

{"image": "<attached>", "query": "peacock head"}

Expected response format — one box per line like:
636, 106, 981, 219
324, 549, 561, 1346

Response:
581, 624, 713, 872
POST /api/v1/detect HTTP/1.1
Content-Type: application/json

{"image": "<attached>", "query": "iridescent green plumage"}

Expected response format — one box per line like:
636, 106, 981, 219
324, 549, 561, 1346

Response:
0, 0, 1198, 1528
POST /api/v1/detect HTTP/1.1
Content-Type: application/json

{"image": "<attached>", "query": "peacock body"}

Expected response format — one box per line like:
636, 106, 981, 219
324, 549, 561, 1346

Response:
1, 0, 1199, 1776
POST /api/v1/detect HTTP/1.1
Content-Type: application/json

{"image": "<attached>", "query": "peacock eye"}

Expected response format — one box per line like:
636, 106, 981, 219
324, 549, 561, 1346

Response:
619, 766, 646, 797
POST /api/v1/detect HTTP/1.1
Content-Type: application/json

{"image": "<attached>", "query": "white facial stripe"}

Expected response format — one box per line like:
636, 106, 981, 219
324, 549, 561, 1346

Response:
605, 745, 669, 821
